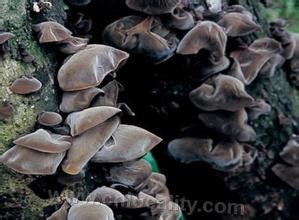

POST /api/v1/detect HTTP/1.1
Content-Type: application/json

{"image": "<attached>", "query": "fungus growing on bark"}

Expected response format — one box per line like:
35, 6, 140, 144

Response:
289, 34, 299, 73
162, 7, 195, 30
279, 135, 299, 166
86, 186, 128, 204
10, 76, 42, 94
0, 32, 14, 53
47, 200, 70, 220
37, 111, 63, 126
0, 101, 14, 120
58, 36, 89, 54
32, 21, 72, 43
247, 99, 271, 120
92, 80, 119, 107
58, 45, 129, 91
272, 164, 299, 190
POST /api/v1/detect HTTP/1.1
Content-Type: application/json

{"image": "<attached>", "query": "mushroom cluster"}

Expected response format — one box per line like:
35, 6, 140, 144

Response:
1, 17, 182, 219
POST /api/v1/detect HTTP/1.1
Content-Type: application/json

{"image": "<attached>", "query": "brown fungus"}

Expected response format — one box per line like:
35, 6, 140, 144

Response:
247, 99, 271, 120
290, 34, 299, 73
197, 109, 256, 142
125, 0, 180, 15
92, 80, 119, 107
124, 192, 160, 209
47, 200, 70, 220
86, 186, 128, 204
10, 76, 42, 94
58, 45, 129, 91
162, 8, 195, 30
91, 124, 162, 163
65, 106, 121, 136
279, 135, 299, 166
13, 129, 72, 153
37, 111, 63, 126
32, 21, 72, 43
189, 74, 254, 112
272, 164, 299, 190
58, 36, 89, 55
67, 201, 115, 220
62, 116, 120, 175
217, 12, 260, 37
0, 101, 14, 120
224, 5, 254, 20
57, 170, 86, 186
102, 16, 178, 64
177, 21, 230, 78
0, 145, 65, 175
60, 87, 104, 113
0, 32, 14, 44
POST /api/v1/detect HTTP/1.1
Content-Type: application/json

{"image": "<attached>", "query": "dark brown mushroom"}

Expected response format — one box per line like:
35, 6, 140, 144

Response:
92, 80, 119, 107
162, 8, 195, 30
197, 109, 256, 142
62, 116, 120, 175
47, 200, 70, 220
58, 36, 89, 54
224, 5, 253, 19
86, 186, 128, 204
0, 101, 14, 120
13, 129, 72, 153
290, 34, 299, 73
189, 74, 254, 111
125, 0, 180, 15
91, 124, 162, 163
58, 45, 129, 91
32, 21, 72, 43
272, 163, 299, 190
0, 145, 65, 175
124, 192, 160, 209
279, 135, 299, 166
38, 111, 63, 126
65, 106, 121, 136
0, 32, 14, 44
247, 99, 271, 120
57, 170, 86, 186
225, 57, 247, 84
10, 76, 42, 94
102, 16, 178, 64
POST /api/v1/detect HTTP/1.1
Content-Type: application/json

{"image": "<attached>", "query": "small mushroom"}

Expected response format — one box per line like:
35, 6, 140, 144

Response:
86, 186, 128, 204
65, 106, 121, 136
125, 0, 180, 15
60, 87, 104, 113
10, 76, 42, 94
65, 0, 92, 6
197, 109, 256, 142
68, 201, 115, 220
0, 32, 15, 44
58, 45, 129, 91
189, 74, 254, 112
224, 5, 253, 20
62, 116, 120, 175
13, 129, 72, 153
47, 200, 70, 220
38, 111, 63, 126
247, 99, 271, 120
58, 36, 89, 54
0, 145, 65, 175
0, 101, 14, 120
91, 124, 162, 163
105, 159, 152, 189
32, 21, 72, 43
92, 80, 119, 107
177, 21, 230, 78
162, 8, 195, 30
217, 12, 260, 37
279, 135, 299, 166
290, 34, 299, 73
102, 16, 178, 64
225, 57, 247, 84
272, 164, 299, 190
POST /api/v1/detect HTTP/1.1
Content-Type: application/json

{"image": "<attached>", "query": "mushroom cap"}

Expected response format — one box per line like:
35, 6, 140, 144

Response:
225, 57, 247, 84
10, 76, 42, 94
13, 129, 72, 153
86, 186, 128, 204
102, 16, 178, 64
250, 37, 283, 53
32, 21, 72, 43
272, 163, 299, 190
47, 200, 70, 220
62, 116, 120, 175
290, 34, 299, 73
124, 192, 160, 209
0, 145, 65, 175
60, 87, 104, 113
92, 80, 119, 107
217, 12, 260, 37
68, 201, 115, 220
225, 5, 253, 19
259, 54, 285, 77
163, 8, 195, 30
247, 99, 271, 120
125, 0, 180, 15
91, 124, 162, 163
58, 36, 89, 54
197, 109, 256, 142
57, 170, 86, 186
38, 111, 63, 126
279, 135, 299, 166
105, 159, 152, 189
58, 44, 129, 91
0, 101, 14, 120
0, 32, 14, 44
64, 0, 92, 6
66, 106, 121, 136
190, 74, 254, 112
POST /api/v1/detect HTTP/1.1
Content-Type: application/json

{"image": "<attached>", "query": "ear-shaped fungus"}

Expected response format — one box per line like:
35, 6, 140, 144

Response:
92, 80, 119, 107
125, 0, 180, 15
60, 87, 104, 113
47, 200, 70, 220
58, 45, 129, 91
62, 116, 120, 175
13, 129, 72, 153
162, 8, 195, 30
102, 16, 178, 64
38, 111, 63, 126
58, 36, 89, 54
65, 106, 121, 136
279, 135, 299, 166
189, 74, 254, 111
224, 5, 253, 20
217, 12, 260, 37
32, 21, 72, 43
198, 109, 256, 142
10, 76, 42, 94
290, 34, 299, 73
177, 21, 230, 78
272, 164, 299, 190
0, 32, 14, 45
86, 186, 128, 204
0, 145, 65, 175
0, 101, 14, 120
124, 192, 160, 209
68, 201, 115, 220
91, 124, 162, 163
247, 99, 271, 120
